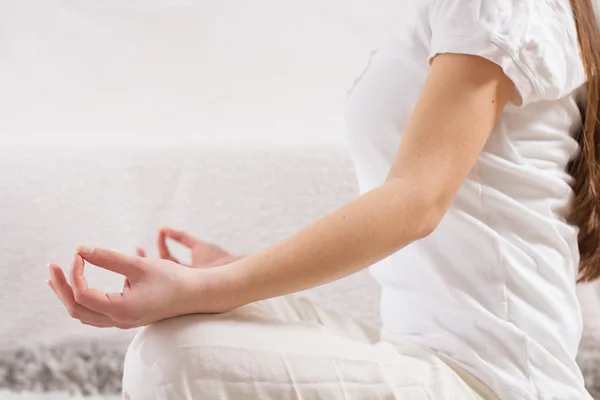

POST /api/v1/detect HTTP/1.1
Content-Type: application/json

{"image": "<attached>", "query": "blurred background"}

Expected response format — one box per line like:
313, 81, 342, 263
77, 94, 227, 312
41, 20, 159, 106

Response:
0, 0, 409, 144
1, 1, 600, 398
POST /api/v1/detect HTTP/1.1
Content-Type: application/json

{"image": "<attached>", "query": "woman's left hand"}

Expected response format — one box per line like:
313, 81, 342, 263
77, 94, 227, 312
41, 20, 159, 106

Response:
46, 245, 228, 329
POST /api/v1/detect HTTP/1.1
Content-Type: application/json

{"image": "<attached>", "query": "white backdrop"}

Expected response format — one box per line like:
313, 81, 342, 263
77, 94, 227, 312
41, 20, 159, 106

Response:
0, 0, 409, 145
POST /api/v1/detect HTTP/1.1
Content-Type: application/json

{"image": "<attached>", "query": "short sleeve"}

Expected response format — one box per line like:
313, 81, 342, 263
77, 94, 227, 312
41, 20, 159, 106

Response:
428, 0, 586, 107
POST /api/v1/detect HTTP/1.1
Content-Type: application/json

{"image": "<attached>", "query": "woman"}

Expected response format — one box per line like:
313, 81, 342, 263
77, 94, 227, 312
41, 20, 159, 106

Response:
46, 0, 599, 398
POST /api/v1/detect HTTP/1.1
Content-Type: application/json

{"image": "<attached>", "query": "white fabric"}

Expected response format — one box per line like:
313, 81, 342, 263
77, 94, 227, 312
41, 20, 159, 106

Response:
122, 295, 498, 399
345, 1, 590, 400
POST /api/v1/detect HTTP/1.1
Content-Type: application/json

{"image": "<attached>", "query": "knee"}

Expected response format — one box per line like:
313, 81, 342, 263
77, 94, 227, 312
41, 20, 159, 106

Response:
122, 305, 266, 398
126, 305, 258, 361
121, 313, 222, 398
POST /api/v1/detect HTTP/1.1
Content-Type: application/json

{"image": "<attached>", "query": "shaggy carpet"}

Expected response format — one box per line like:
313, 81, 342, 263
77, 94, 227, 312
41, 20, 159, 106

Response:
0, 389, 120, 399
0, 342, 127, 397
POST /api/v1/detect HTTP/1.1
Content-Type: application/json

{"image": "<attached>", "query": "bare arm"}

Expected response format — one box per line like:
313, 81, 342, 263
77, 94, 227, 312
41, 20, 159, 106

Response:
203, 54, 515, 310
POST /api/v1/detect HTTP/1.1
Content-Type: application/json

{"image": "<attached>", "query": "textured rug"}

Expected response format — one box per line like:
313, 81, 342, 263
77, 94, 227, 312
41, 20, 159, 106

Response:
1, 340, 600, 398
0, 342, 127, 397
0, 389, 120, 399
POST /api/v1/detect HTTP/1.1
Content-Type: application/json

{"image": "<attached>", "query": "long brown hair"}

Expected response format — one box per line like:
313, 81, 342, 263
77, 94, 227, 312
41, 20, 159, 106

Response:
568, 0, 600, 282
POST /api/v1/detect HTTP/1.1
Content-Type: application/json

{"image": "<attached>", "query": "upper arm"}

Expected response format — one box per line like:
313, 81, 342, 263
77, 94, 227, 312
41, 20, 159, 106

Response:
387, 53, 513, 213
386, 0, 585, 218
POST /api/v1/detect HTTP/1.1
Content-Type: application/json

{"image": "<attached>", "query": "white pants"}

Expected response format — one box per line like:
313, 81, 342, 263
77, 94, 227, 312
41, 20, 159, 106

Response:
122, 295, 498, 399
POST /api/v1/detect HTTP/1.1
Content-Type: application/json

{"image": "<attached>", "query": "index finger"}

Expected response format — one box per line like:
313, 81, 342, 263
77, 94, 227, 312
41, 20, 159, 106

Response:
162, 228, 202, 249
75, 245, 144, 279
157, 230, 179, 262
68, 253, 125, 317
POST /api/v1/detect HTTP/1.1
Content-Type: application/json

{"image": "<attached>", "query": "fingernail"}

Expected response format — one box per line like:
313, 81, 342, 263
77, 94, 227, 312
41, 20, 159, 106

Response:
76, 244, 94, 256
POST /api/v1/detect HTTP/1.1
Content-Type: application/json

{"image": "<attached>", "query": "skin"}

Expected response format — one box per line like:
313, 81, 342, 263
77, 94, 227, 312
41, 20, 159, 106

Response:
47, 53, 514, 329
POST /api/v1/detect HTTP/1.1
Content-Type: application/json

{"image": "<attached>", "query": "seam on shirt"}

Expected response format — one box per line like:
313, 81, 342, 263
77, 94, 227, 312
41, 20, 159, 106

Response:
472, 162, 508, 321
521, 333, 543, 400
346, 48, 380, 99
474, 160, 540, 400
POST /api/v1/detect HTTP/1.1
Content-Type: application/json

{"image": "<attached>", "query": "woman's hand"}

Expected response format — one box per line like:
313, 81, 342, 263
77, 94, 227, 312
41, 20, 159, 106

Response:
137, 227, 241, 268
46, 245, 231, 329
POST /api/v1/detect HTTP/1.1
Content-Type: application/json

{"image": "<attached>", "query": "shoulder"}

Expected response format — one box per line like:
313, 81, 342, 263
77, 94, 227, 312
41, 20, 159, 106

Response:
428, 0, 586, 106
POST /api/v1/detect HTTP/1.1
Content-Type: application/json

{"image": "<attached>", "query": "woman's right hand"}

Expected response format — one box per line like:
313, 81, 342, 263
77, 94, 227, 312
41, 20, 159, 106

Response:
137, 228, 241, 269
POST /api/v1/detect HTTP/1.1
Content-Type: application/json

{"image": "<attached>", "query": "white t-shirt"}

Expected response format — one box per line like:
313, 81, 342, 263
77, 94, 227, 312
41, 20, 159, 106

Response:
344, 1, 592, 399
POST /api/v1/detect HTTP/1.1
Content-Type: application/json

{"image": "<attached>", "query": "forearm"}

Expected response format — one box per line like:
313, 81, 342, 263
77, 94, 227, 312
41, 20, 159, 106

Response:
211, 177, 442, 309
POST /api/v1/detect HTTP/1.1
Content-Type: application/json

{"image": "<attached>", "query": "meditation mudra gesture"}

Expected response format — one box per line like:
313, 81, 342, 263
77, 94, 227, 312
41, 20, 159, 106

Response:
47, 1, 599, 399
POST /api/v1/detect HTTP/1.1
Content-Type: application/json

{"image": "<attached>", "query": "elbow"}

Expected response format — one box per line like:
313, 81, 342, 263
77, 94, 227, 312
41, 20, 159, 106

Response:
417, 204, 445, 240
386, 177, 450, 241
